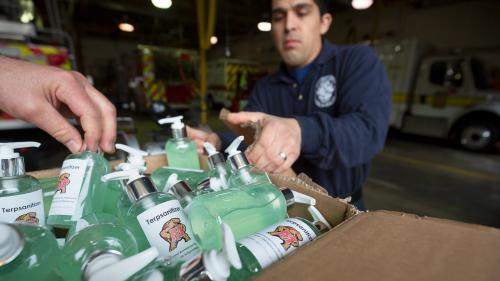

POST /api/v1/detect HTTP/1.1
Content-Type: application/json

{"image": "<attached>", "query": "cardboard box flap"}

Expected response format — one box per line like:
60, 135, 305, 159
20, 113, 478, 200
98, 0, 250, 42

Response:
255, 210, 500, 281
269, 174, 359, 228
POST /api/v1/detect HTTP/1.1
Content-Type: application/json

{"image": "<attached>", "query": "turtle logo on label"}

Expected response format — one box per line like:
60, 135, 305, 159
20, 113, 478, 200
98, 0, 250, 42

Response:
15, 212, 39, 225
314, 74, 336, 108
56, 173, 71, 193
268, 225, 303, 251
159, 218, 191, 251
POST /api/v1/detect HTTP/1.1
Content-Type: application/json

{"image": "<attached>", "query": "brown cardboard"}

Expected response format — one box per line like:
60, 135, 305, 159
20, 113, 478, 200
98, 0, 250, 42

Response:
255, 211, 500, 281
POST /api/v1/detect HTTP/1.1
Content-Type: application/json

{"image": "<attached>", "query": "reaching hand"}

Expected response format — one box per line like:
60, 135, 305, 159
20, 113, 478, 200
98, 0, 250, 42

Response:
225, 111, 301, 174
0, 56, 116, 153
186, 126, 221, 154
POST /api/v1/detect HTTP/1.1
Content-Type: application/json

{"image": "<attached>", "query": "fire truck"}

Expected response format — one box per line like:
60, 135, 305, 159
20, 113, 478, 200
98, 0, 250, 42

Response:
374, 39, 500, 152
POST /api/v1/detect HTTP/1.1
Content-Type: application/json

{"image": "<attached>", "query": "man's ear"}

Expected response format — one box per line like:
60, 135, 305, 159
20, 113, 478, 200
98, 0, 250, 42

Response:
320, 13, 333, 35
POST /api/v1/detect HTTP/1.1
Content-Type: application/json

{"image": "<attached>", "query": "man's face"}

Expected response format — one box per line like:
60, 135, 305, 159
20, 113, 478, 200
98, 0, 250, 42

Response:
271, 0, 332, 68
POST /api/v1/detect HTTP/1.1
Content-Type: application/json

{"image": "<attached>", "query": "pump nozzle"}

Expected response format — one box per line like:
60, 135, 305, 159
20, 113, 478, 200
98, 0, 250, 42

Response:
224, 136, 243, 157
88, 247, 160, 281
281, 188, 317, 206
115, 144, 148, 167
204, 142, 225, 169
203, 223, 242, 281
307, 205, 332, 230
0, 142, 40, 160
101, 169, 142, 185
163, 173, 179, 193
158, 116, 184, 128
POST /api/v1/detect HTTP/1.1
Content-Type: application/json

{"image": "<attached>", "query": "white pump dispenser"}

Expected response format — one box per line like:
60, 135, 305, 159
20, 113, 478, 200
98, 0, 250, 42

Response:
115, 144, 148, 171
88, 247, 160, 281
158, 116, 186, 139
0, 142, 40, 177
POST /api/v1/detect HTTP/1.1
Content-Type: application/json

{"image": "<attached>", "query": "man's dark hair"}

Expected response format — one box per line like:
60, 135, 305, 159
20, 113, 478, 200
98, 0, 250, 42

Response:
269, 0, 330, 17
314, 0, 329, 15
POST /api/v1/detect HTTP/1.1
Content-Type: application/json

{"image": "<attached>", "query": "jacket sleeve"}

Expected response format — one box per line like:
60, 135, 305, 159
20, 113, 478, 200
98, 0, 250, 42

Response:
295, 46, 391, 169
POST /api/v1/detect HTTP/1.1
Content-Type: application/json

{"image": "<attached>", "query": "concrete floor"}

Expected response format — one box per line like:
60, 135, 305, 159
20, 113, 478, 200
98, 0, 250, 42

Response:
365, 134, 500, 228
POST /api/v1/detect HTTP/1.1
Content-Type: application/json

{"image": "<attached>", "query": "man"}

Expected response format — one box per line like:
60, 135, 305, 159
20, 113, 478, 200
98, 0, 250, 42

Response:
188, 0, 391, 209
0, 56, 116, 153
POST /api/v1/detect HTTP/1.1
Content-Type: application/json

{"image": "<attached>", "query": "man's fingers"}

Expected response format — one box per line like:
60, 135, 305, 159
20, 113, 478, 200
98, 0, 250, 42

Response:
30, 104, 83, 153
74, 73, 116, 153
226, 111, 266, 125
186, 126, 208, 140
54, 73, 103, 152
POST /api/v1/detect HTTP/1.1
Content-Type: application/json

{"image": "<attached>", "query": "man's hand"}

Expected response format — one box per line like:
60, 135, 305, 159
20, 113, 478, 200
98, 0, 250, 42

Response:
226, 111, 301, 174
0, 56, 116, 153
186, 126, 221, 154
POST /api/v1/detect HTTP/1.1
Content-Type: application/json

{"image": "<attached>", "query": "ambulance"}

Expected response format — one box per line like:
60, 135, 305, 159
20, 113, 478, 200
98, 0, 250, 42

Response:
374, 39, 500, 152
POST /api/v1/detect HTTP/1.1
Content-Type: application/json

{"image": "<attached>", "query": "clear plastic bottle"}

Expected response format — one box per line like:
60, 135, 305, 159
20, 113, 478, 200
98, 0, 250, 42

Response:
0, 142, 45, 225
158, 116, 200, 170
0, 222, 60, 280
229, 205, 331, 280
58, 220, 139, 281
188, 136, 287, 251
47, 150, 110, 228
101, 169, 199, 264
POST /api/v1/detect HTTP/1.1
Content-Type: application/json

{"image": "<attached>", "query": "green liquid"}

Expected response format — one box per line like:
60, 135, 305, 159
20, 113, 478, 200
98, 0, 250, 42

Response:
103, 180, 123, 215
188, 182, 287, 251
0, 224, 60, 280
151, 166, 208, 192
39, 176, 59, 216
165, 138, 200, 170
47, 151, 110, 228
58, 223, 139, 281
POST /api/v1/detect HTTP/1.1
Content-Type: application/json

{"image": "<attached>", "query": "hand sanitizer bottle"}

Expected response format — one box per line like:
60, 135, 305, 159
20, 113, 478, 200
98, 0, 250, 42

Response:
188, 136, 288, 251
203, 142, 230, 191
101, 169, 198, 264
0, 222, 60, 280
106, 144, 149, 217
47, 150, 110, 229
58, 219, 139, 281
115, 223, 242, 281
230, 193, 331, 280
158, 116, 200, 169
0, 142, 45, 225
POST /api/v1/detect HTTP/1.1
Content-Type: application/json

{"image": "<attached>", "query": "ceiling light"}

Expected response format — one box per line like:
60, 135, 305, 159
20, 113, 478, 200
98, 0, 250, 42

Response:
351, 0, 373, 10
257, 21, 271, 32
210, 36, 218, 45
118, 22, 134, 32
151, 0, 172, 9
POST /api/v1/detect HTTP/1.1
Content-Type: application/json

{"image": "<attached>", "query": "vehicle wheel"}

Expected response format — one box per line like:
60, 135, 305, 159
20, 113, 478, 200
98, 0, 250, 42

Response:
456, 121, 499, 152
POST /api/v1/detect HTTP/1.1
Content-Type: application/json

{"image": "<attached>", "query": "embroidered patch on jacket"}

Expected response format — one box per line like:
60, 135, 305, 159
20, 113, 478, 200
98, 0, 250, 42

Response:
314, 75, 336, 108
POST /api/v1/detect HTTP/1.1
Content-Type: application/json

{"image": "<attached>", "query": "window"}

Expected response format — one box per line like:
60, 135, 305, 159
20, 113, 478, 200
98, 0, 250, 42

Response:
429, 60, 463, 87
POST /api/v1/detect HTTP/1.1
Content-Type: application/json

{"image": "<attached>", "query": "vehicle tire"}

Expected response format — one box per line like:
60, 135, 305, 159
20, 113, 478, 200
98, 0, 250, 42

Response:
455, 120, 499, 153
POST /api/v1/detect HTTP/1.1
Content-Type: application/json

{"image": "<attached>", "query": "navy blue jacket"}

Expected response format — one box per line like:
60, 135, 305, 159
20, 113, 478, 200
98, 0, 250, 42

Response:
219, 40, 391, 199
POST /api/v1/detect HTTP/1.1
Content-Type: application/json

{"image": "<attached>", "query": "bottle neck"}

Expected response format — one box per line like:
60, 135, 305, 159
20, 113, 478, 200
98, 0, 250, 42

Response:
171, 127, 187, 139
0, 158, 25, 177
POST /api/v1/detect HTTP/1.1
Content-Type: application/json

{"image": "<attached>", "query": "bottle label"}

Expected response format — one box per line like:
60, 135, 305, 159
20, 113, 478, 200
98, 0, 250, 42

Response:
137, 200, 198, 263
0, 189, 45, 225
48, 159, 88, 218
239, 218, 317, 269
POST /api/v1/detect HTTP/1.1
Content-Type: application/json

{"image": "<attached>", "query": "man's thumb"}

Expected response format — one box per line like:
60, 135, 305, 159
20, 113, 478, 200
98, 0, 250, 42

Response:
226, 111, 266, 125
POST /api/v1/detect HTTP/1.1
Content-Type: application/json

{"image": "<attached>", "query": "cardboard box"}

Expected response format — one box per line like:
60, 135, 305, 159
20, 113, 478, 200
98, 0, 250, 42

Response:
30, 155, 500, 281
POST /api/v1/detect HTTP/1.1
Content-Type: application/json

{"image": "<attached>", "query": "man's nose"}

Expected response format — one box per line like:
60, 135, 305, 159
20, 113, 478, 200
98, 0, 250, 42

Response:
285, 11, 298, 32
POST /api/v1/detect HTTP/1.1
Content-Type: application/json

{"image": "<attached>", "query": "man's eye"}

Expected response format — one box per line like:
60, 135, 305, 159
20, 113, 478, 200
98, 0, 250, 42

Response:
272, 13, 285, 22
296, 6, 311, 17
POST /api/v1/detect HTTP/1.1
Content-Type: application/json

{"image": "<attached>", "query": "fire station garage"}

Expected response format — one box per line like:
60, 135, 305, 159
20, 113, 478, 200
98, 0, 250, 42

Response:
0, 1, 499, 280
